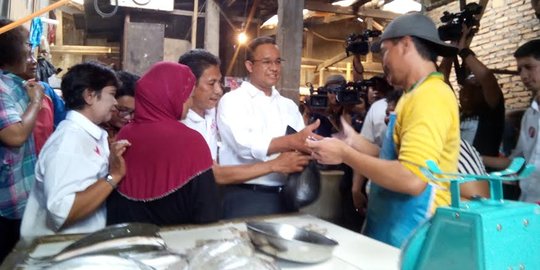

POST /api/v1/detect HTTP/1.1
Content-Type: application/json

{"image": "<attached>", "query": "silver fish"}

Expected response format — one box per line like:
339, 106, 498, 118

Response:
51, 236, 167, 261
25, 223, 166, 264
60, 223, 161, 253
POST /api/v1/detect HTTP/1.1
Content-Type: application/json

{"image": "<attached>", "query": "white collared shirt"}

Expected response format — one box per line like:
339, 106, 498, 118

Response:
217, 81, 305, 186
511, 100, 540, 203
21, 110, 110, 242
182, 108, 219, 160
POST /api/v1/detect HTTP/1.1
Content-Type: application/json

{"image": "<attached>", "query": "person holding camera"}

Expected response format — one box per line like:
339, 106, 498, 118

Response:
307, 13, 460, 247
441, 24, 505, 159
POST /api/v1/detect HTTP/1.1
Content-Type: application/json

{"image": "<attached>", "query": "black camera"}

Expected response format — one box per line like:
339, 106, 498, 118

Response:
308, 83, 329, 109
438, 2, 483, 41
336, 80, 373, 106
345, 29, 382, 56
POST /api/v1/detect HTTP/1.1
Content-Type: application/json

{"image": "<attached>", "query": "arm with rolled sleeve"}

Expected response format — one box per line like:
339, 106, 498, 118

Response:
41, 150, 105, 231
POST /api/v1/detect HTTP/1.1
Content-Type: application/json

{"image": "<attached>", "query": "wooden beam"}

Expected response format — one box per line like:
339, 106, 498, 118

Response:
323, 14, 355, 23
316, 51, 383, 73
192, 0, 199, 49
372, 19, 384, 31
356, 9, 399, 20
316, 52, 348, 72
50, 45, 120, 55
277, 0, 305, 103
304, 1, 354, 15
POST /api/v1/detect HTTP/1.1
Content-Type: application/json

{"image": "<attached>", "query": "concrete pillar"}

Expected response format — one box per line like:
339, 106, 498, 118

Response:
276, 0, 304, 104
204, 0, 219, 56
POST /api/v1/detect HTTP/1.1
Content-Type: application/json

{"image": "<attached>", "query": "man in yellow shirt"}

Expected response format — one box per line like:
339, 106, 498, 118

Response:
307, 12, 459, 247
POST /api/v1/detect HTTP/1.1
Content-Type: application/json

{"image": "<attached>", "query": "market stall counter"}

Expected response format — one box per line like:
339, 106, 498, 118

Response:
1, 214, 399, 269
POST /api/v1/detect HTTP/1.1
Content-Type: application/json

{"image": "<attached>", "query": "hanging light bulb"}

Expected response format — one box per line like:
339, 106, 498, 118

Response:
237, 32, 248, 44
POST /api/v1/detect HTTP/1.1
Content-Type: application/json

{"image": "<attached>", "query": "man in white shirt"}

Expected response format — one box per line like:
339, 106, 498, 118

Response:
484, 39, 540, 203
20, 62, 131, 242
216, 37, 320, 218
180, 49, 309, 189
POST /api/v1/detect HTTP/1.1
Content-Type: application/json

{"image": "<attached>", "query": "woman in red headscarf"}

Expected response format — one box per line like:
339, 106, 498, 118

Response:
106, 62, 220, 225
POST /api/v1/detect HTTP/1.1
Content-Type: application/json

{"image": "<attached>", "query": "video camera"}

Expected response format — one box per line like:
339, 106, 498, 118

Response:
345, 29, 382, 56
308, 80, 373, 109
438, 2, 483, 41
307, 83, 329, 109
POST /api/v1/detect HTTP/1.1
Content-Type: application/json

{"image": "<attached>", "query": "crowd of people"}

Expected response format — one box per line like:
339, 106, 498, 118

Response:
0, 11, 539, 263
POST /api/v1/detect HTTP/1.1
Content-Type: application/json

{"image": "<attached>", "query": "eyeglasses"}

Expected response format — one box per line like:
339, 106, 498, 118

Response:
114, 105, 134, 117
250, 58, 285, 67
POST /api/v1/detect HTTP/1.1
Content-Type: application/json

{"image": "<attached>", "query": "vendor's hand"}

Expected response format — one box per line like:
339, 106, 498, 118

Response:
24, 80, 44, 104
108, 139, 131, 184
293, 119, 323, 153
306, 137, 348, 165
270, 151, 310, 174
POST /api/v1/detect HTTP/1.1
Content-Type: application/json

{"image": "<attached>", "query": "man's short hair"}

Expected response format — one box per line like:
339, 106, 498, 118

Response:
0, 19, 28, 68
514, 39, 540, 60
115, 71, 139, 98
325, 74, 346, 87
61, 62, 119, 110
411, 37, 438, 63
178, 49, 221, 83
246, 36, 276, 61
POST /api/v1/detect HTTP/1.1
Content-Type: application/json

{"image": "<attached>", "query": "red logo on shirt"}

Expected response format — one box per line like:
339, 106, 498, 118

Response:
94, 146, 101, 156
529, 127, 536, 138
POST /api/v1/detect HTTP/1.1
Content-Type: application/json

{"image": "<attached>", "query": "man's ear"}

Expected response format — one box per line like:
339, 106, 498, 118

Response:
245, 60, 254, 73
82, 88, 95, 105
400, 36, 413, 56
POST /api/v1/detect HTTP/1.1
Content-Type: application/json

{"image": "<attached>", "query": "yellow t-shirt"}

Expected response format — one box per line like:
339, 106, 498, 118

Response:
393, 73, 460, 210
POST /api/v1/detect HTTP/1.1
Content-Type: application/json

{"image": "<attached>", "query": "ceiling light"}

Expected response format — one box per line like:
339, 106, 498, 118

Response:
357, 17, 364, 22
237, 32, 248, 44
332, 0, 358, 7
382, 0, 422, 14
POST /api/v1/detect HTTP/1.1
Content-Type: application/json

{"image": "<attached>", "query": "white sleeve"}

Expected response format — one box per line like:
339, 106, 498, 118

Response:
42, 151, 103, 231
217, 93, 272, 161
361, 99, 387, 146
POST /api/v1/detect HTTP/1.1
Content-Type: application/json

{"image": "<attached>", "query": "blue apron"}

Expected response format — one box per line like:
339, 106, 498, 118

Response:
363, 112, 435, 248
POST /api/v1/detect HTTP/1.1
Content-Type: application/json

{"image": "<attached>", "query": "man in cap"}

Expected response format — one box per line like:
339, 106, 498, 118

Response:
307, 12, 460, 247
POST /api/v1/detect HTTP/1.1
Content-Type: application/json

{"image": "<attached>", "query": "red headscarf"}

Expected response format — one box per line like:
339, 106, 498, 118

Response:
116, 62, 212, 200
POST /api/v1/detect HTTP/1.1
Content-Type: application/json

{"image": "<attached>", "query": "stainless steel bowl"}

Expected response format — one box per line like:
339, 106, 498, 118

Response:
246, 221, 338, 263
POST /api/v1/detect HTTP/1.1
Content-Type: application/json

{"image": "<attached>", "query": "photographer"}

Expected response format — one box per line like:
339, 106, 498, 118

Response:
440, 24, 505, 159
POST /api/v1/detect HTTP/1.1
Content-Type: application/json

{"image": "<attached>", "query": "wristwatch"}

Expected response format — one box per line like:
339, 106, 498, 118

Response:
104, 174, 117, 189
458, 48, 475, 59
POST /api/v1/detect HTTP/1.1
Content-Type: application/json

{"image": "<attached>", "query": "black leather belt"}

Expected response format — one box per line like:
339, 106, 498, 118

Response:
236, 184, 284, 193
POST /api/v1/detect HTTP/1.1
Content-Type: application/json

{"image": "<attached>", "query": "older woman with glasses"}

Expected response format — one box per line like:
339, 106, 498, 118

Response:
101, 71, 138, 144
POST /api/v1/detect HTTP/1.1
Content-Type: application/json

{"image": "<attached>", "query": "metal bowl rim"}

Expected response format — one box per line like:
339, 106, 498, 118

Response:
246, 221, 339, 247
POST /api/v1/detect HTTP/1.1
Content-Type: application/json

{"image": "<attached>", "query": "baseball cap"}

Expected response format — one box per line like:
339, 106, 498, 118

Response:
371, 12, 458, 57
